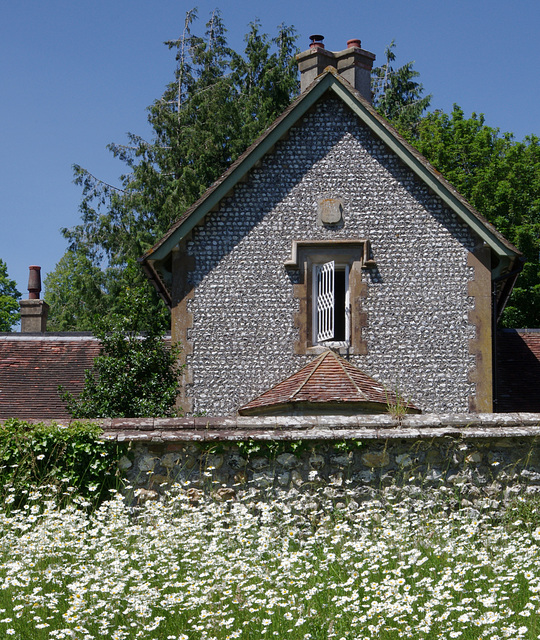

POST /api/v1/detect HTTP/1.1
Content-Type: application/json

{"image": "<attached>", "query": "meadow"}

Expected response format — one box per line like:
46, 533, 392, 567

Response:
0, 480, 540, 640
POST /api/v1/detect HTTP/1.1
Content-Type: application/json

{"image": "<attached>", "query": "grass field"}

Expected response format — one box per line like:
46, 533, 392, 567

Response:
0, 482, 539, 640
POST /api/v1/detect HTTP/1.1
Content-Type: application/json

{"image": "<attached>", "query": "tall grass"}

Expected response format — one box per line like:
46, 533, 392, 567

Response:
0, 479, 539, 639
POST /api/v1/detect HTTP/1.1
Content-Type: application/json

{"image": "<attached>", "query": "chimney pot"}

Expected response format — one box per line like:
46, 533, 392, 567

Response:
20, 265, 49, 332
27, 265, 42, 300
309, 34, 325, 49
297, 34, 375, 101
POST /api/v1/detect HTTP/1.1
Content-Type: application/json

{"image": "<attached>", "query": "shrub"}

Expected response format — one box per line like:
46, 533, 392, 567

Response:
0, 419, 126, 508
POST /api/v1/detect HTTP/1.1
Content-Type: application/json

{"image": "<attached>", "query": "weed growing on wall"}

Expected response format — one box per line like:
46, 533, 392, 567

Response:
0, 420, 126, 508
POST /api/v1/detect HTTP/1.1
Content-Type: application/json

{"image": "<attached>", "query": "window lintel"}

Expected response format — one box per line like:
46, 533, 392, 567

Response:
284, 239, 369, 269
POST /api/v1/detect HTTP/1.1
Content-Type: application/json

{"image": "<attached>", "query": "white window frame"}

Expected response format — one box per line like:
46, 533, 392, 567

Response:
312, 261, 350, 346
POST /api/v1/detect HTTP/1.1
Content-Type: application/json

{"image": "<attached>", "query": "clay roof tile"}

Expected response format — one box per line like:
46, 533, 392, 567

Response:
239, 350, 418, 415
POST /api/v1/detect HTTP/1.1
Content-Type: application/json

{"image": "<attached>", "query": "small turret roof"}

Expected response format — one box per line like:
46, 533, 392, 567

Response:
239, 349, 419, 416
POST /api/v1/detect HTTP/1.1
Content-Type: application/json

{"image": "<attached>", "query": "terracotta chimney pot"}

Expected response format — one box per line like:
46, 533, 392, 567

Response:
27, 265, 42, 300
309, 34, 325, 49
20, 265, 49, 332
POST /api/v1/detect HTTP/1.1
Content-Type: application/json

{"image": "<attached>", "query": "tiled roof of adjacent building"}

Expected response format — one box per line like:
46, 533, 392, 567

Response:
0, 334, 101, 420
239, 349, 419, 415
497, 329, 540, 412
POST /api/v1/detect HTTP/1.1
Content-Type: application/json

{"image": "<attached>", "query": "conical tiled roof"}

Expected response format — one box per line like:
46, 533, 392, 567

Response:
239, 350, 419, 415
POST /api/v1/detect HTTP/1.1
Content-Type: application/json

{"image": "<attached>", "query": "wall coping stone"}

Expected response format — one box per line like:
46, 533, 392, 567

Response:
5, 413, 540, 442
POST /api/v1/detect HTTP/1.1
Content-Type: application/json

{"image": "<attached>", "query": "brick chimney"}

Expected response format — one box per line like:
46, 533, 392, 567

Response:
296, 35, 376, 102
20, 266, 49, 332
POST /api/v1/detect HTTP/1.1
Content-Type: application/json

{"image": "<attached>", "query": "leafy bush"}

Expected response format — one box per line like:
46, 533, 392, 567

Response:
0, 419, 126, 508
60, 296, 182, 418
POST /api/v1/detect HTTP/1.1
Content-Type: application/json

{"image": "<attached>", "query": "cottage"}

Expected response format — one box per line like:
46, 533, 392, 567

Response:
139, 36, 522, 417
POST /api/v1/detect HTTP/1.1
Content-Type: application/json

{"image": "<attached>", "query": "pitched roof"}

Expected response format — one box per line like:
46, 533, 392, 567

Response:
238, 349, 419, 415
139, 67, 521, 310
497, 329, 540, 412
0, 334, 101, 420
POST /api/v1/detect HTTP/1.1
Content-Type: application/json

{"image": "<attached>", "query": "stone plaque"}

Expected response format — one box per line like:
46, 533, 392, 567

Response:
317, 198, 343, 226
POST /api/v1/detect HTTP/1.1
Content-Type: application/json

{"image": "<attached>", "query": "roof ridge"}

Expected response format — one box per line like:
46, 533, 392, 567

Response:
289, 351, 328, 400
333, 352, 369, 401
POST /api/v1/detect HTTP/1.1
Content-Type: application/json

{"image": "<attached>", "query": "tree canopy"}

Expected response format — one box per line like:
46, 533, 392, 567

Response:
410, 106, 540, 327
372, 41, 432, 136
60, 287, 181, 418
0, 259, 21, 332
45, 10, 298, 330
45, 25, 540, 329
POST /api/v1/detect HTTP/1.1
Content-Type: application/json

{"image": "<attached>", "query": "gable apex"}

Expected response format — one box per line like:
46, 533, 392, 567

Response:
140, 68, 521, 307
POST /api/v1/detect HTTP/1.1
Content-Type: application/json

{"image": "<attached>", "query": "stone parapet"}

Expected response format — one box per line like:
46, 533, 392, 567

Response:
8, 413, 540, 441
101, 412, 540, 441
7, 413, 540, 505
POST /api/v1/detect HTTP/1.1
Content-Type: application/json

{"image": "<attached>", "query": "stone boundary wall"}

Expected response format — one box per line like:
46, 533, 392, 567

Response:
95, 413, 540, 505
9, 414, 540, 505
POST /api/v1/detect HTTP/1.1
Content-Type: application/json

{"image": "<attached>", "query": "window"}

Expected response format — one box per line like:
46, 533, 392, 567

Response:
285, 240, 369, 355
314, 261, 350, 344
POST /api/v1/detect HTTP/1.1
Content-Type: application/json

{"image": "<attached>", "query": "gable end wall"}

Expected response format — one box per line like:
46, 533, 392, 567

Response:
171, 98, 485, 415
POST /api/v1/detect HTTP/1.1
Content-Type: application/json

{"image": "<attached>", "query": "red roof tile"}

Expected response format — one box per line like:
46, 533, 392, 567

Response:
497, 330, 540, 412
239, 350, 419, 415
0, 334, 101, 420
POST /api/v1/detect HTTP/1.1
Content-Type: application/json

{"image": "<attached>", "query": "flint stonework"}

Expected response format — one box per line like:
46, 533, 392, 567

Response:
177, 99, 478, 415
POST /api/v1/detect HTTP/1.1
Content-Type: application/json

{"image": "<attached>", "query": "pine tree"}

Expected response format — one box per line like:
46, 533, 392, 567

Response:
371, 41, 431, 136
46, 11, 298, 330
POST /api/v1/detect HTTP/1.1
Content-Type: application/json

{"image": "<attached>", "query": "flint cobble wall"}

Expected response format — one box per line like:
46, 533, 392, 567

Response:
99, 414, 540, 506
185, 98, 477, 415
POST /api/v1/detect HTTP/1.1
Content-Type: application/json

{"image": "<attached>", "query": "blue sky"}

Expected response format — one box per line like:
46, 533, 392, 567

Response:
2, 0, 539, 302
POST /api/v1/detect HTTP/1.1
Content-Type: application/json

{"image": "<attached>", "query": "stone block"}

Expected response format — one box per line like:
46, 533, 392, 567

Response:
395, 453, 412, 467
251, 457, 269, 470
277, 453, 298, 469
309, 454, 325, 469
361, 451, 389, 468
205, 454, 224, 470
118, 455, 132, 470
277, 471, 291, 487
138, 455, 157, 472
161, 453, 180, 469
329, 453, 351, 467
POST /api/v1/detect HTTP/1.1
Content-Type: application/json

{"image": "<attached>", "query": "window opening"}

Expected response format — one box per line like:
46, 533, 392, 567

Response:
314, 262, 349, 344
334, 269, 347, 341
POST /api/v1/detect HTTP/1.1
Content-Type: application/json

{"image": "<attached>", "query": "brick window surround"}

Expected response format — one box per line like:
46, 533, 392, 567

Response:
285, 240, 369, 355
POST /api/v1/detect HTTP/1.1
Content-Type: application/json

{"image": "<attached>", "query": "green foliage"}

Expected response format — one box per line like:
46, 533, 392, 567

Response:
371, 41, 431, 135
44, 256, 168, 331
413, 106, 540, 327
230, 20, 299, 153
60, 287, 181, 418
235, 439, 306, 459
0, 258, 21, 331
48, 10, 298, 329
0, 419, 125, 508
333, 439, 364, 452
